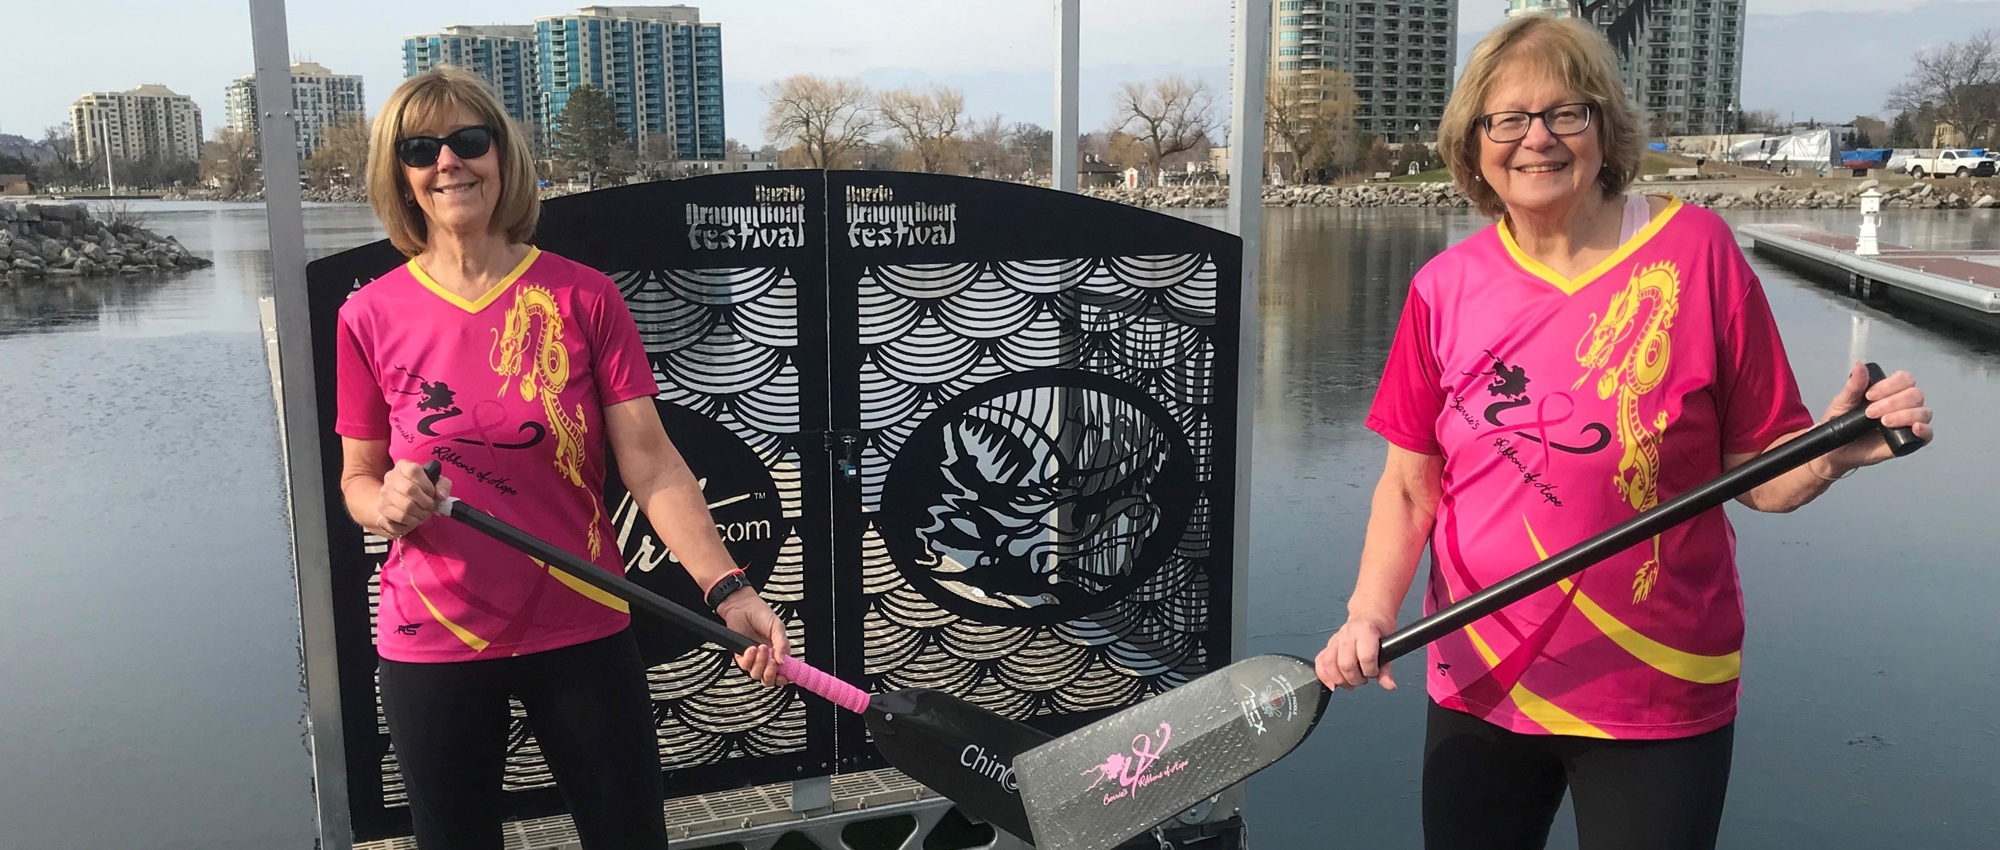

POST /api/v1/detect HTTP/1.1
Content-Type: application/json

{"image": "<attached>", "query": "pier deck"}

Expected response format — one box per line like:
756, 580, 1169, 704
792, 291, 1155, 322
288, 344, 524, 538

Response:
1737, 223, 2000, 334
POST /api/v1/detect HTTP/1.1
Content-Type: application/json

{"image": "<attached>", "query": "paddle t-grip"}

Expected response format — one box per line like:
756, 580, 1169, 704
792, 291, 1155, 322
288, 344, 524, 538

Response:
1864, 362, 1927, 457
415, 460, 874, 714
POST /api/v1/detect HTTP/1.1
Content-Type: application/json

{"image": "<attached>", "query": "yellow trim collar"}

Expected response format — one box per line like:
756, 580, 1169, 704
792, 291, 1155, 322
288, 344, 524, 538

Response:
408, 246, 542, 313
1499, 196, 1683, 296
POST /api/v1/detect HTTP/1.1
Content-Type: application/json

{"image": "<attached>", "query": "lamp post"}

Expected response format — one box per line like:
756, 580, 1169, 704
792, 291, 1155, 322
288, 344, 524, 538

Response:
1857, 187, 1881, 257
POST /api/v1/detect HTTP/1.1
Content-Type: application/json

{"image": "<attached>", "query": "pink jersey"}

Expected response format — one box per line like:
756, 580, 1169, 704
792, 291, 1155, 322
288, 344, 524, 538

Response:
1367, 198, 1814, 739
334, 247, 660, 662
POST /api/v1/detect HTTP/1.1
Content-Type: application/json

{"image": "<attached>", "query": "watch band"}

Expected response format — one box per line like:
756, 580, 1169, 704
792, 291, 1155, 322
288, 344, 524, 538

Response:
704, 569, 751, 610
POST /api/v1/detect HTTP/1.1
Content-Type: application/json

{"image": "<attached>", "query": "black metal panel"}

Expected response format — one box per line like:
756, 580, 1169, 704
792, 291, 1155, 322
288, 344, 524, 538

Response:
821, 172, 1243, 772
305, 171, 835, 842
304, 170, 1242, 840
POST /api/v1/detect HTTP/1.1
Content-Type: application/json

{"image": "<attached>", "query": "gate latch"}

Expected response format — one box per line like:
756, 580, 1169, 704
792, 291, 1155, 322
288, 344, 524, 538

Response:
808, 429, 865, 480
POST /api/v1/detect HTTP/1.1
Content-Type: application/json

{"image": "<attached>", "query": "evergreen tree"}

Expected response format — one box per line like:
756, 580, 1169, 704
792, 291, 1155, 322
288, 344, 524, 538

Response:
551, 85, 630, 189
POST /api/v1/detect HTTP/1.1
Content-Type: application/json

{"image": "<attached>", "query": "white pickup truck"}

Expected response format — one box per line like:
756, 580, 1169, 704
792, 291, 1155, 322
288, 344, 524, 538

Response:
1904, 149, 1995, 178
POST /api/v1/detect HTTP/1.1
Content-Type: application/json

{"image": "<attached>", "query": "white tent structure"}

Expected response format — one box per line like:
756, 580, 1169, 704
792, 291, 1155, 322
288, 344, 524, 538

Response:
1730, 128, 1847, 168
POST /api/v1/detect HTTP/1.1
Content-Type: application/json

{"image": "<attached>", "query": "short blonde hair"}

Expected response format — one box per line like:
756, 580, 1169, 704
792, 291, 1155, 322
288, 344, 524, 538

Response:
367, 66, 540, 256
1438, 14, 1644, 217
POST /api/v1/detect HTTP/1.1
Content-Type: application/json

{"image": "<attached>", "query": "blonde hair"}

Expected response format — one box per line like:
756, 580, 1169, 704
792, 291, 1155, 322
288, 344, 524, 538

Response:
367, 66, 540, 256
1438, 14, 1644, 217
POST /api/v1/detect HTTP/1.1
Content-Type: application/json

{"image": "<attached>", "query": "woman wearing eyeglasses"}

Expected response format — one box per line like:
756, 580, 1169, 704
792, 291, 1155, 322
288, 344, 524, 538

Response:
1314, 15, 1931, 850
334, 67, 791, 849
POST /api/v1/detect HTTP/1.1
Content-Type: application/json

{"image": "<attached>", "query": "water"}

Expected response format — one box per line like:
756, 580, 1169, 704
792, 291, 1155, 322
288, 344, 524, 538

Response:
1, 201, 1994, 848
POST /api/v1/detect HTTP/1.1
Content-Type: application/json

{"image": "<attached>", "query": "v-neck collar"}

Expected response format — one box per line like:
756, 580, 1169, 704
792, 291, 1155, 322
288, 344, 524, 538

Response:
1498, 197, 1683, 296
408, 246, 542, 314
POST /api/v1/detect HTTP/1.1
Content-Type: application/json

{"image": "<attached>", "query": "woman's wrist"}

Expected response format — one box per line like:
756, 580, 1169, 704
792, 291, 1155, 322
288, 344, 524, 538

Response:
1808, 456, 1856, 483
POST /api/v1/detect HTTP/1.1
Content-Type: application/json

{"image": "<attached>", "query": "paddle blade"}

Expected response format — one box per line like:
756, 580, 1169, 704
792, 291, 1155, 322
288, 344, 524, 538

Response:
1014, 655, 1329, 850
866, 689, 1051, 843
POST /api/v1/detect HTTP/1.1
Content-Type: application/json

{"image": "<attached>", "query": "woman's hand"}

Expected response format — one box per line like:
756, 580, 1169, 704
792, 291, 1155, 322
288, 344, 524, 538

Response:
1316, 611, 1399, 692
1815, 363, 1934, 478
717, 589, 791, 687
374, 459, 451, 539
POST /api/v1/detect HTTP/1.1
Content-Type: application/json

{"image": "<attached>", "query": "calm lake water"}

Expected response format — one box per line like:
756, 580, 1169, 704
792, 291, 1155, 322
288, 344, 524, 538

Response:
1, 200, 1993, 849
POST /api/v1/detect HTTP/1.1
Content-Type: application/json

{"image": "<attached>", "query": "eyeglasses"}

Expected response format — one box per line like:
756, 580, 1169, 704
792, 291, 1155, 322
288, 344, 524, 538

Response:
1478, 103, 1593, 143
394, 125, 496, 168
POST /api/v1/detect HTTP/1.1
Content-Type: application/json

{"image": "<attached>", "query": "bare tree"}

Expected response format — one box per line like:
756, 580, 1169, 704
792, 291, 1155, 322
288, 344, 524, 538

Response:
1111, 76, 1218, 179
761, 75, 877, 169
305, 115, 370, 189
960, 113, 1008, 177
200, 128, 261, 197
1266, 72, 1357, 183
1887, 29, 2000, 147
876, 84, 966, 173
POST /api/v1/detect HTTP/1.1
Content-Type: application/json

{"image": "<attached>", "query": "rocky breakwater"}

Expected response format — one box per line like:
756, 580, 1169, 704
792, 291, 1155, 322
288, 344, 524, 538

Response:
0, 202, 212, 283
1083, 179, 2000, 211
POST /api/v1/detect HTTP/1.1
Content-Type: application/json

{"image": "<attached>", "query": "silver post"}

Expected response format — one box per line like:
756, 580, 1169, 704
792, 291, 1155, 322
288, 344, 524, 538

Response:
248, 0, 350, 847
1053, 0, 1079, 191
1226, 0, 1269, 665
101, 109, 115, 196
1216, 0, 1269, 829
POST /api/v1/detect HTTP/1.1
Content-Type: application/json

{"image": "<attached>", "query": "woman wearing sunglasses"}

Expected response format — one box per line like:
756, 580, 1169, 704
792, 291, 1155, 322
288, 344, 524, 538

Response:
334, 66, 790, 849
1314, 15, 1932, 850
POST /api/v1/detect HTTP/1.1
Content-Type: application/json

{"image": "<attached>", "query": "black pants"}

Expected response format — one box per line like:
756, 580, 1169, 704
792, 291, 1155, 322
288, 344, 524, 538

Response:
1423, 701, 1733, 850
379, 629, 668, 850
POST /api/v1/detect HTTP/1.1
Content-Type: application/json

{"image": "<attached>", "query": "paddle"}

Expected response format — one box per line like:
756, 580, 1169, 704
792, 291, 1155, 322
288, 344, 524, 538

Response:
1011, 363, 1928, 850
416, 461, 1050, 842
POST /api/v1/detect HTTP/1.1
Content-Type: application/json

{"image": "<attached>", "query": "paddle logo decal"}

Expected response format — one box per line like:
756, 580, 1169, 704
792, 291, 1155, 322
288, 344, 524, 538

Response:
1237, 673, 1300, 735
880, 370, 1197, 627
960, 744, 1021, 793
1080, 723, 1190, 806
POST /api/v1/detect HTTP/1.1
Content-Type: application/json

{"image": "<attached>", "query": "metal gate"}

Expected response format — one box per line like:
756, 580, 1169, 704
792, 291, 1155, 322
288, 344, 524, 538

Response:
304, 170, 1240, 843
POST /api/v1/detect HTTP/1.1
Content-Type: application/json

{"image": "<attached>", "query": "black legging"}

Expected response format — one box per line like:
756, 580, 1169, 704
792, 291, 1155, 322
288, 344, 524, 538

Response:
1422, 700, 1734, 850
379, 629, 668, 850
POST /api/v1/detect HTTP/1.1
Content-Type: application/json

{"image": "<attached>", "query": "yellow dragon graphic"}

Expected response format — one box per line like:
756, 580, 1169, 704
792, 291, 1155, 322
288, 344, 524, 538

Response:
1573, 261, 1681, 603
492, 284, 602, 558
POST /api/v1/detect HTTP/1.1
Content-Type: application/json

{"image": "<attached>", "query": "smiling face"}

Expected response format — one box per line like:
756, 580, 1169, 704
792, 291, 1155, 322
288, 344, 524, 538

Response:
1476, 66, 1604, 218
400, 108, 503, 238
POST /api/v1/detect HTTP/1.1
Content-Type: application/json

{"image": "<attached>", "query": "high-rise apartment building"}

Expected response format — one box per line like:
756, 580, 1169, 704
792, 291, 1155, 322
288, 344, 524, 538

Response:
1505, 0, 1745, 136
225, 62, 367, 159
535, 5, 725, 161
402, 25, 541, 143
402, 7, 724, 161
1272, 0, 1459, 144
70, 85, 204, 163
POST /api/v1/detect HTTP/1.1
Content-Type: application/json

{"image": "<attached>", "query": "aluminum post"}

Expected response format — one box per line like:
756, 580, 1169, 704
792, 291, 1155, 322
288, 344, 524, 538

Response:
248, 0, 351, 847
1053, 0, 1080, 191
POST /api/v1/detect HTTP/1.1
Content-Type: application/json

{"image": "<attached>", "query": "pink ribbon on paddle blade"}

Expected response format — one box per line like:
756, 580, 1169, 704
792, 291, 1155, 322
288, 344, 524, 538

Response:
778, 656, 872, 714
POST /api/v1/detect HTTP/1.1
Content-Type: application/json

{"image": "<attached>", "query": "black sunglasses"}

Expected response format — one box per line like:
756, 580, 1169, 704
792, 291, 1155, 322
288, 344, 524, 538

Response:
394, 125, 496, 168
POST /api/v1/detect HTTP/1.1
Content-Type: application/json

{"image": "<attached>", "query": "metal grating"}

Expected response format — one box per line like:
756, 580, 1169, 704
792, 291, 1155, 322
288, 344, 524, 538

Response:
355, 767, 949, 850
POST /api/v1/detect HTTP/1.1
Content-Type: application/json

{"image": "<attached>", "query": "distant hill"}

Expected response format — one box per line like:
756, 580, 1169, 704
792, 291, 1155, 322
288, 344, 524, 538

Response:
0, 133, 54, 163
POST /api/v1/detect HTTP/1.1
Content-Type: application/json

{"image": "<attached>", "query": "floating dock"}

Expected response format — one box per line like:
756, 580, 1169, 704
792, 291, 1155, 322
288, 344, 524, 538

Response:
1738, 223, 2000, 334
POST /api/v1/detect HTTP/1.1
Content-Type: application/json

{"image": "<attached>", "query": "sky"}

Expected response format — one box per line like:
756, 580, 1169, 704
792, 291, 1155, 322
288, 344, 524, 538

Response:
2, 0, 1996, 149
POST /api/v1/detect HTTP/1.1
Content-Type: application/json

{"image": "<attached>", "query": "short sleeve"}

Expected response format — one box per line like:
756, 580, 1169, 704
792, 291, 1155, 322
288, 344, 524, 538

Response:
334, 311, 390, 440
1715, 275, 1814, 454
1365, 286, 1446, 455
586, 277, 661, 408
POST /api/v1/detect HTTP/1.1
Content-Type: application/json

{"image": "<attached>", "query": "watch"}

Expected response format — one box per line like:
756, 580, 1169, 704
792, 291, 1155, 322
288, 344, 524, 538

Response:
704, 569, 753, 610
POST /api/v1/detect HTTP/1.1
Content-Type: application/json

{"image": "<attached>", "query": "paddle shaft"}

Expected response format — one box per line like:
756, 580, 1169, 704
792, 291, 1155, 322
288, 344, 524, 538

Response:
417, 460, 873, 714
1379, 365, 1925, 662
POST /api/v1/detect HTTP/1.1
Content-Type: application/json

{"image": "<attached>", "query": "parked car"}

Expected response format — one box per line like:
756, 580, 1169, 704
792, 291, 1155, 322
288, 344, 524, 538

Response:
1905, 149, 1995, 178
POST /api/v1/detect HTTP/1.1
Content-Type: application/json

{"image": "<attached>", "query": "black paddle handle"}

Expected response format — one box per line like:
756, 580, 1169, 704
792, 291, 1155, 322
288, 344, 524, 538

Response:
1865, 363, 1927, 457
420, 461, 754, 652
413, 460, 874, 714
1378, 362, 1924, 663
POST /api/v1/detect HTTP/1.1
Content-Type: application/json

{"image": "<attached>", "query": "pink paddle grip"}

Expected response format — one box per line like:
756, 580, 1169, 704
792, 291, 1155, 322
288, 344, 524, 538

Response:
778, 656, 872, 714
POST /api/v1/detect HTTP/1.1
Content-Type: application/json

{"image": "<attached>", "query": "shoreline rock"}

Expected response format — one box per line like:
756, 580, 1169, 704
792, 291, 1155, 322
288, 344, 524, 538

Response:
1081, 181, 2000, 211
1, 201, 213, 284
